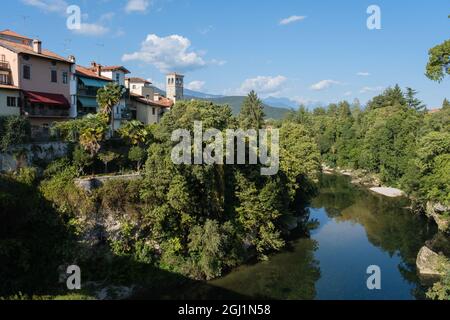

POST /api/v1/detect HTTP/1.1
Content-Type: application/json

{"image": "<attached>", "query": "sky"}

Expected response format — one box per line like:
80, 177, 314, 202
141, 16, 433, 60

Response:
0, 0, 449, 107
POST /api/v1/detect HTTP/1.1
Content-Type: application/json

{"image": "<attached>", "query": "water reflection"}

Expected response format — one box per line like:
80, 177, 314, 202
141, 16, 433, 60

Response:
165, 174, 437, 300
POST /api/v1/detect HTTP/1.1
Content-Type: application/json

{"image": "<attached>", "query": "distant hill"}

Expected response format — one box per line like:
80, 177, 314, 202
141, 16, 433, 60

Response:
184, 89, 224, 99
204, 96, 292, 120
263, 96, 299, 109
152, 87, 292, 120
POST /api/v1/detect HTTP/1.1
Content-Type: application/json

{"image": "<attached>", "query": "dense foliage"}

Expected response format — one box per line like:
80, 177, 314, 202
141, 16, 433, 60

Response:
0, 116, 31, 151
283, 86, 450, 208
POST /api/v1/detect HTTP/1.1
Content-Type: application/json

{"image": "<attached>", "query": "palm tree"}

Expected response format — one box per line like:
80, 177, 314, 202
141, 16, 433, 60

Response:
97, 83, 124, 133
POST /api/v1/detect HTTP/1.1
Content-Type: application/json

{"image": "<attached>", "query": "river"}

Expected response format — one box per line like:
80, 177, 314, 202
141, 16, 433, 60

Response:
173, 174, 437, 300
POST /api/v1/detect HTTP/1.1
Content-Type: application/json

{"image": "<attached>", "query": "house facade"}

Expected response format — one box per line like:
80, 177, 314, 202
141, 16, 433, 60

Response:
74, 64, 112, 117
0, 84, 20, 116
126, 77, 173, 125
89, 63, 131, 130
0, 29, 75, 137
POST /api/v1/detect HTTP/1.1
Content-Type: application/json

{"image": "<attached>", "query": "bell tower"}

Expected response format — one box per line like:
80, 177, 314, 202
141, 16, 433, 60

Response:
166, 73, 184, 103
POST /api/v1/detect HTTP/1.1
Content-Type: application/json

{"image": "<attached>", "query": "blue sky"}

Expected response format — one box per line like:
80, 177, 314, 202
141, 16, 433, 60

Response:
1, 0, 449, 107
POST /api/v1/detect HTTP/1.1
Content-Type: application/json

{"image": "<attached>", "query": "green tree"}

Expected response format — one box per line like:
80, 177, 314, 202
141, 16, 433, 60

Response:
239, 90, 265, 129
98, 151, 120, 173
97, 83, 124, 132
128, 146, 146, 172
425, 39, 450, 82
119, 120, 151, 146
55, 114, 109, 157
443, 98, 450, 110
72, 146, 93, 176
405, 87, 426, 112
0, 116, 31, 151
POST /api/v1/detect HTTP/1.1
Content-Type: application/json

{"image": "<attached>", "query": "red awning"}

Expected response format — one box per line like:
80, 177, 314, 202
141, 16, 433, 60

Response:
24, 91, 70, 109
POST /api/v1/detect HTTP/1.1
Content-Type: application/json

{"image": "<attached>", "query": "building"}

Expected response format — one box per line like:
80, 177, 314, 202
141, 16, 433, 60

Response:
166, 73, 184, 103
125, 77, 173, 125
0, 84, 20, 116
89, 62, 131, 130
74, 64, 112, 117
0, 29, 75, 137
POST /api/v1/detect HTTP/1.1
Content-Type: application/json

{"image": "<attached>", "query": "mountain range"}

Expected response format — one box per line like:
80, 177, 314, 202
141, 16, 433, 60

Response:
153, 87, 313, 120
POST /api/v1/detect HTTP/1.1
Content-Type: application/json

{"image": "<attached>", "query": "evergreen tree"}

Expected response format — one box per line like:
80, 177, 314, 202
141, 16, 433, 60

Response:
239, 91, 265, 129
443, 98, 450, 110
405, 87, 426, 111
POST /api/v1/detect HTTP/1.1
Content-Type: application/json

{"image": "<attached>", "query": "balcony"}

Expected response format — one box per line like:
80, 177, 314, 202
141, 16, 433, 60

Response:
0, 61, 10, 71
24, 107, 70, 118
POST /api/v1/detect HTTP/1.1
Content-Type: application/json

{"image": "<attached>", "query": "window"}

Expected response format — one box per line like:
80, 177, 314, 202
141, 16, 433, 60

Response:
116, 73, 120, 83
152, 107, 156, 115
63, 72, 68, 84
7, 97, 17, 107
51, 70, 57, 83
0, 74, 8, 84
132, 85, 136, 89
0, 55, 5, 61
23, 65, 31, 79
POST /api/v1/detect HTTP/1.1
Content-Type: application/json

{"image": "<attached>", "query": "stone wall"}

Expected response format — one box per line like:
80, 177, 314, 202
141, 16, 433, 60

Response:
0, 141, 68, 172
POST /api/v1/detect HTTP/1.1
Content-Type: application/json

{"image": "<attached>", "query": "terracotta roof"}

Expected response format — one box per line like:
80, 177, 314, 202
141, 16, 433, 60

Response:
130, 93, 173, 108
97, 65, 131, 74
427, 108, 441, 114
127, 77, 151, 84
0, 29, 32, 40
0, 38, 72, 63
76, 65, 112, 81
0, 84, 19, 90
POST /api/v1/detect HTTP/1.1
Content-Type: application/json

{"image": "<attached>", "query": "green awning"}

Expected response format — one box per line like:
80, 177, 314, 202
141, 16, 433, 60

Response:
80, 77, 109, 88
78, 97, 98, 108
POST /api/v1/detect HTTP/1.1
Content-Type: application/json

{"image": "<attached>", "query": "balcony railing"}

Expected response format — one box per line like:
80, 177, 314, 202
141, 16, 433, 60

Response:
24, 108, 70, 118
0, 61, 10, 70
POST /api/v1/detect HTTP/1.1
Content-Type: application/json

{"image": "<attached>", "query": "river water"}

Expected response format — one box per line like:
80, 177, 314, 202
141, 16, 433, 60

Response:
196, 174, 437, 300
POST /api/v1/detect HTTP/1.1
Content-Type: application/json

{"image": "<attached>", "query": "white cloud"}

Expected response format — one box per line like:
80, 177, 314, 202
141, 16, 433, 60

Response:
21, 0, 68, 13
279, 15, 306, 25
122, 34, 209, 73
310, 80, 341, 91
186, 80, 206, 91
125, 0, 150, 13
360, 86, 384, 93
239, 75, 287, 95
357, 72, 370, 76
72, 23, 109, 36
344, 91, 353, 96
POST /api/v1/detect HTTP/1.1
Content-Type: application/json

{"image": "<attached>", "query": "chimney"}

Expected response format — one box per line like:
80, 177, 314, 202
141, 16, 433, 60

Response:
68, 55, 76, 63
32, 39, 42, 54
91, 61, 102, 76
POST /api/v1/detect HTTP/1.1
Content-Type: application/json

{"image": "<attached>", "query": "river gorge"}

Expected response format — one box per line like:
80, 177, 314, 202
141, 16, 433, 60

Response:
156, 174, 444, 300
